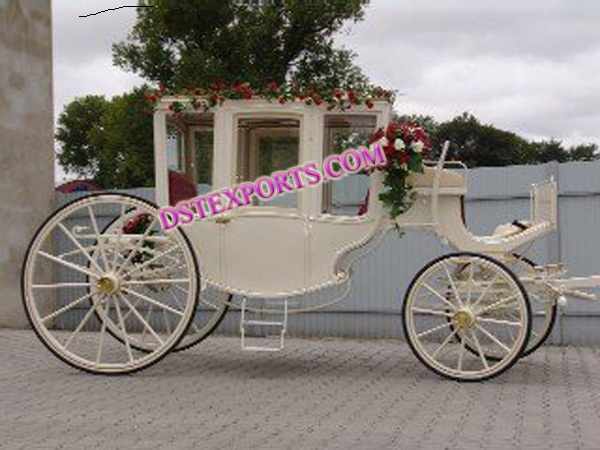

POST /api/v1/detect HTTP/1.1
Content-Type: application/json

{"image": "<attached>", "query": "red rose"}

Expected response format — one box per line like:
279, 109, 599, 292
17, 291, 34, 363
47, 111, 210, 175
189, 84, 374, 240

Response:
398, 151, 410, 165
369, 127, 385, 145
365, 99, 374, 109
210, 79, 226, 91
333, 90, 343, 100
209, 93, 219, 105
268, 81, 278, 92
348, 90, 357, 102
243, 89, 253, 99
384, 146, 395, 159
123, 213, 152, 234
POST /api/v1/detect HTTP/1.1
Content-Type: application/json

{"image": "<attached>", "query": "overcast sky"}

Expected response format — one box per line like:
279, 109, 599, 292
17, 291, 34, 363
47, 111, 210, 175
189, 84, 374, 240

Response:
53, 0, 600, 182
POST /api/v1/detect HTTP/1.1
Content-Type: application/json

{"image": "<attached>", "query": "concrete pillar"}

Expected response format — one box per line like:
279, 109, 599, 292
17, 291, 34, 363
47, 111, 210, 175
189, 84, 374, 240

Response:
0, 0, 54, 327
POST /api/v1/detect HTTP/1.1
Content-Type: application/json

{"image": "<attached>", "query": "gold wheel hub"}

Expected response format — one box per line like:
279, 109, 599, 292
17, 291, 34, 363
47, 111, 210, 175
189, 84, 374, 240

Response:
452, 309, 475, 329
96, 275, 120, 295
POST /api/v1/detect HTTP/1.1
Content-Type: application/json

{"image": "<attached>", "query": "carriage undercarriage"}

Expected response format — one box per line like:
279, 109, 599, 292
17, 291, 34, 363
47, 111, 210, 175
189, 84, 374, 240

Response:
22, 98, 600, 381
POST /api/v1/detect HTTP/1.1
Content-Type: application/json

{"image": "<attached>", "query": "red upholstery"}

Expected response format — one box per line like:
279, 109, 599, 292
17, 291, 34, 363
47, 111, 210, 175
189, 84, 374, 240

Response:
168, 170, 198, 206
358, 190, 369, 216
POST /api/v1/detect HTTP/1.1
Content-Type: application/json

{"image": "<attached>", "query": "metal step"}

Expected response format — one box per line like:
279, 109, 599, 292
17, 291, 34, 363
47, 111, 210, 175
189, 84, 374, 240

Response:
240, 297, 288, 352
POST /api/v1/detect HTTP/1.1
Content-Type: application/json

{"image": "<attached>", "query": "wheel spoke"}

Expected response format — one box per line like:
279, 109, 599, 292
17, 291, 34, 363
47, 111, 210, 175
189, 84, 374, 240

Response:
122, 287, 184, 317
113, 205, 127, 268
38, 251, 98, 279
95, 297, 110, 363
33, 282, 92, 289
118, 293, 164, 345
470, 272, 501, 309
412, 307, 453, 318
457, 332, 466, 371
58, 223, 104, 274
416, 321, 452, 339
41, 291, 95, 323
478, 317, 521, 327
442, 262, 463, 307
123, 279, 190, 286
474, 323, 511, 353
466, 263, 474, 306
468, 329, 489, 370
168, 289, 201, 334
140, 303, 154, 343
87, 205, 111, 272
114, 295, 134, 363
477, 294, 519, 314
431, 327, 459, 359
422, 283, 457, 311
64, 300, 100, 349
122, 297, 143, 322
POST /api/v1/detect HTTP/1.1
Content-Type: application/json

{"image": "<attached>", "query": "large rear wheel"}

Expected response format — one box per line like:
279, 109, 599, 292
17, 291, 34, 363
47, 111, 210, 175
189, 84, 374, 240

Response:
22, 193, 199, 374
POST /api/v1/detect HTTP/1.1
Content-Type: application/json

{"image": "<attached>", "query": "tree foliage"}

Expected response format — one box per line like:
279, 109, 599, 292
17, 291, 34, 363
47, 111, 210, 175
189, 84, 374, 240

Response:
56, 88, 154, 189
396, 112, 599, 167
113, 0, 370, 90
56, 96, 110, 178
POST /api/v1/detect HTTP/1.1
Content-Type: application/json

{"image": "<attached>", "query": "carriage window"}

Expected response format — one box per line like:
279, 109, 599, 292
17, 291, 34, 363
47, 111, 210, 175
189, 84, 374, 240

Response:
166, 126, 185, 172
323, 115, 377, 215
165, 113, 214, 205
236, 117, 300, 208
193, 130, 214, 195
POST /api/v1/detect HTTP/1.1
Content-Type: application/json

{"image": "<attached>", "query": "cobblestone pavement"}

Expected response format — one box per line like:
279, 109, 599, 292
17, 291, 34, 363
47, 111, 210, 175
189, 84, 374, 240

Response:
1, 330, 600, 449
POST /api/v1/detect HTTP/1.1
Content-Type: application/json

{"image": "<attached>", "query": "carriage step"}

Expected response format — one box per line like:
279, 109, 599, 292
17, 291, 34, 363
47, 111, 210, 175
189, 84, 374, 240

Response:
240, 298, 288, 352
244, 320, 285, 326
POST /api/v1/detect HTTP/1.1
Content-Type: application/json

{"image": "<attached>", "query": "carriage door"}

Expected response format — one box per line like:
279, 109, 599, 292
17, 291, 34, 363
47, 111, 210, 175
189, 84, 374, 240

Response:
236, 117, 300, 208
219, 116, 308, 293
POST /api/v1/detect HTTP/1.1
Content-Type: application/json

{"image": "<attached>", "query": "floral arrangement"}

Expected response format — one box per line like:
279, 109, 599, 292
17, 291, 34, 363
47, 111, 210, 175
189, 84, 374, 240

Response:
122, 213, 155, 264
143, 80, 395, 115
367, 123, 433, 221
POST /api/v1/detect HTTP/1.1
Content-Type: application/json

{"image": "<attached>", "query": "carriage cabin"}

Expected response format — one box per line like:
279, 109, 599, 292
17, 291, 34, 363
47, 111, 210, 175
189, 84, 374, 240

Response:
153, 96, 392, 296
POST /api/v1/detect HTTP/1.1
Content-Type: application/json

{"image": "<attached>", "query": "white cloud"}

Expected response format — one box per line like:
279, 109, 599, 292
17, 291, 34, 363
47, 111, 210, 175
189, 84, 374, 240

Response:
52, 0, 600, 182
338, 0, 600, 146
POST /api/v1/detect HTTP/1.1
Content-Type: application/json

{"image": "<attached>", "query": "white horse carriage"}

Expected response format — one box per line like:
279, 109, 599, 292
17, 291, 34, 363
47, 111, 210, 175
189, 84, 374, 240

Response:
22, 94, 600, 381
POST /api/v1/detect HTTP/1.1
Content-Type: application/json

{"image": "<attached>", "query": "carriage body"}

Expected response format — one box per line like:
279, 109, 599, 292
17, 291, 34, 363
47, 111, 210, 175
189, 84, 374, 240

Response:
152, 97, 392, 297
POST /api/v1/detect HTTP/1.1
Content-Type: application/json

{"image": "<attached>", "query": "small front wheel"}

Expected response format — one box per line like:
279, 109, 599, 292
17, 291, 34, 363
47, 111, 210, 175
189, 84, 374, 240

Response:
402, 252, 531, 382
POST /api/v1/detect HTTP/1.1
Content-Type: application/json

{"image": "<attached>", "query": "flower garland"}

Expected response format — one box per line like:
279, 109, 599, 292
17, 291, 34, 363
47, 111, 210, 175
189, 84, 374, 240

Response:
367, 123, 433, 221
143, 80, 395, 115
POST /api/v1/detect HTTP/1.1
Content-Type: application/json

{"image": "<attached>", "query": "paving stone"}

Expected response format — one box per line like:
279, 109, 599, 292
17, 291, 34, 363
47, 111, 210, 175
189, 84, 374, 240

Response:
1, 330, 600, 449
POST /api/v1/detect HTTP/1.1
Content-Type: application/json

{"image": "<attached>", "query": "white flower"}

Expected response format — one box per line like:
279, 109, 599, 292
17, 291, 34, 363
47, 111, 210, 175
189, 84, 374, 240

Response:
411, 140, 424, 153
379, 137, 389, 147
394, 138, 405, 151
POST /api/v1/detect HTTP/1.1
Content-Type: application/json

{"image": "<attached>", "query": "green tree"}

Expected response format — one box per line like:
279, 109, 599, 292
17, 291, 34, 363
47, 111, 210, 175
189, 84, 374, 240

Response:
568, 143, 599, 162
433, 113, 531, 167
527, 139, 569, 164
112, 0, 370, 90
55, 95, 110, 178
56, 88, 154, 188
